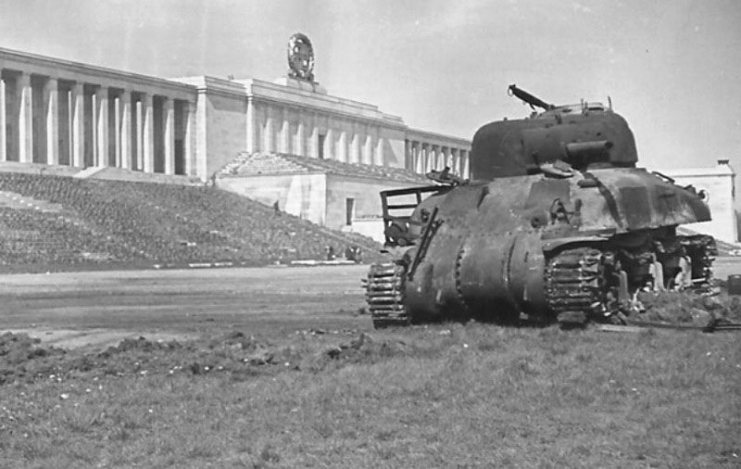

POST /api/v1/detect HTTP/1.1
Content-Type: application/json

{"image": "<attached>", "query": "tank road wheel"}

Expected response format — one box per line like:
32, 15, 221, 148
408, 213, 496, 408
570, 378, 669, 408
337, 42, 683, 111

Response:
545, 247, 609, 327
365, 262, 410, 328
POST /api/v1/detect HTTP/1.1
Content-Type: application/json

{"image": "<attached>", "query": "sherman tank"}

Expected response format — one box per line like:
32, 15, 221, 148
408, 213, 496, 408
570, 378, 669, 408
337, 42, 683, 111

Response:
365, 85, 716, 328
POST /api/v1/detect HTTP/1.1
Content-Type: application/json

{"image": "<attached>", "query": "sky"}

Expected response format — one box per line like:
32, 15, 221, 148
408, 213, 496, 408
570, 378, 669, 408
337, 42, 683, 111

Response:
1, 0, 740, 175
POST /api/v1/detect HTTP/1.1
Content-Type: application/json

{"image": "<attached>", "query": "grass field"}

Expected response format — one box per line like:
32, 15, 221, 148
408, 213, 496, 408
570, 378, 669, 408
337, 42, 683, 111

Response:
1, 321, 739, 468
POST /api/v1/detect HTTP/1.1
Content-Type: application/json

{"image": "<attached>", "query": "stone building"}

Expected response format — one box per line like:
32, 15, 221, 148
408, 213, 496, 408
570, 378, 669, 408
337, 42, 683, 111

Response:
0, 46, 470, 184
0, 45, 469, 241
660, 160, 738, 244
0, 44, 736, 244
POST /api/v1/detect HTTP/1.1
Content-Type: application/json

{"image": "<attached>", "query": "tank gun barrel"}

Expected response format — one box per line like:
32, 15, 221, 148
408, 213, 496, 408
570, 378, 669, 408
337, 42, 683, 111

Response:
564, 140, 613, 158
508, 84, 555, 111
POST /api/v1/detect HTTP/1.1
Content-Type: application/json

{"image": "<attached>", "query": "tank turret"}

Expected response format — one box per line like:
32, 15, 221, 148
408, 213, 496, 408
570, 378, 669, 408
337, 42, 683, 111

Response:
471, 85, 638, 179
366, 86, 715, 328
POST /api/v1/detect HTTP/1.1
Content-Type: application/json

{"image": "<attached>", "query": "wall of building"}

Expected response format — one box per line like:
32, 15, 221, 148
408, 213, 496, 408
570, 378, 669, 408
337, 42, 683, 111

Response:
217, 173, 327, 224
244, 78, 414, 171
405, 128, 472, 179
204, 92, 246, 180
326, 174, 426, 237
660, 160, 737, 243
175, 76, 248, 181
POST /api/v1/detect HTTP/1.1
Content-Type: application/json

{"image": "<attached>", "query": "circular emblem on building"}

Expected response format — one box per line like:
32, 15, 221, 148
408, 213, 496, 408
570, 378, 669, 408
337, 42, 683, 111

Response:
287, 33, 315, 82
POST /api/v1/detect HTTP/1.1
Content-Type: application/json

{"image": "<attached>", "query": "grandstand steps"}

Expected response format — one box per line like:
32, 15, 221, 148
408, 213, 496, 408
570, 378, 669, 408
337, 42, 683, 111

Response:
0, 172, 385, 271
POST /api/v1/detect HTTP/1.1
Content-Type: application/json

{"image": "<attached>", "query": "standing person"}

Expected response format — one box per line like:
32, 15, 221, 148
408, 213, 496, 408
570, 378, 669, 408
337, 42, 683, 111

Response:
326, 246, 336, 261
674, 247, 692, 290
648, 252, 666, 292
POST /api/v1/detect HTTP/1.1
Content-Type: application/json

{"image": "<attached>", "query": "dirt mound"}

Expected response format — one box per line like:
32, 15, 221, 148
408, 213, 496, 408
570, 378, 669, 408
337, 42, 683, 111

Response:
0, 332, 67, 384
633, 287, 741, 326
0, 330, 409, 386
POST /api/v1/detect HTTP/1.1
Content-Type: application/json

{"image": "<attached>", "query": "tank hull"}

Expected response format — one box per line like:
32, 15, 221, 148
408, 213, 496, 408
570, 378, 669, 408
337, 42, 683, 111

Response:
366, 168, 715, 327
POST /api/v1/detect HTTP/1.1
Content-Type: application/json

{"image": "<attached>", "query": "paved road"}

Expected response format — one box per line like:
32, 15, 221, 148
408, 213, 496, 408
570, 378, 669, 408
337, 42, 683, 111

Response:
710, 256, 741, 280
2, 258, 740, 349
0, 264, 372, 348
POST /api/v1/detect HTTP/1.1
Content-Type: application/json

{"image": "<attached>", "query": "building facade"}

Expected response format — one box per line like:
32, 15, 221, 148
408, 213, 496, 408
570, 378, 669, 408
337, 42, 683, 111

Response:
0, 48, 198, 177
0, 47, 471, 185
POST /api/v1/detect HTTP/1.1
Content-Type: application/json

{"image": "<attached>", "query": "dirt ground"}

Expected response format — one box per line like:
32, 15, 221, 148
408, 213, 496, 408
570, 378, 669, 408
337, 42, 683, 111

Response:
0, 264, 372, 350
2, 258, 741, 351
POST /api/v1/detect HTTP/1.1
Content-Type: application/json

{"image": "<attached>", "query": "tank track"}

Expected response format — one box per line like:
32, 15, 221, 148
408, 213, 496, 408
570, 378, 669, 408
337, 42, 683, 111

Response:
365, 262, 410, 328
544, 247, 607, 325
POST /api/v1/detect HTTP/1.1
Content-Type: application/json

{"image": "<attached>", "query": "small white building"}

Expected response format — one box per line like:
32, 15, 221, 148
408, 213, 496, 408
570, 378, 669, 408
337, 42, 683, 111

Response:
216, 152, 430, 242
658, 160, 738, 244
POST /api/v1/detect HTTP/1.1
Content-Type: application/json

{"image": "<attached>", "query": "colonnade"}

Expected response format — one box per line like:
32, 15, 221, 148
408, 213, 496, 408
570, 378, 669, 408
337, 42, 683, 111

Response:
405, 139, 470, 179
0, 68, 196, 176
248, 100, 387, 166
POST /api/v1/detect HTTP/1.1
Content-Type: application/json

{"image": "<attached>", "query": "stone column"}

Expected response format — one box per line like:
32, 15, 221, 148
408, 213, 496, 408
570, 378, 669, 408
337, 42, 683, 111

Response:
281, 108, 290, 154
408, 141, 414, 171
17, 73, 33, 164
404, 140, 411, 170
71, 83, 84, 167
95, 87, 109, 166
264, 110, 274, 152
461, 150, 470, 179
44, 77, 59, 165
410, 141, 418, 173
185, 101, 196, 176
113, 93, 121, 167
0, 75, 6, 162
364, 133, 373, 165
309, 122, 318, 158
373, 128, 382, 166
351, 129, 361, 164
164, 97, 175, 175
338, 129, 347, 162
135, 96, 143, 170
451, 148, 459, 175
376, 134, 385, 166
253, 103, 263, 152
296, 120, 305, 157
120, 90, 132, 169
409, 141, 415, 172
246, 97, 255, 153
324, 127, 333, 160
142, 93, 154, 173
416, 142, 423, 172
